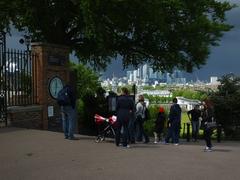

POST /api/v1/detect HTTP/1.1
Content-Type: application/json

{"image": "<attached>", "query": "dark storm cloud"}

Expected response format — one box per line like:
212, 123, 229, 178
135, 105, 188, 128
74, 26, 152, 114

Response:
191, 1, 240, 81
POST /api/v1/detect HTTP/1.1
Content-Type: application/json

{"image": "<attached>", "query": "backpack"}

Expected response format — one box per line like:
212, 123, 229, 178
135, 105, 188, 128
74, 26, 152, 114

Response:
57, 86, 71, 106
144, 107, 150, 121
136, 102, 148, 122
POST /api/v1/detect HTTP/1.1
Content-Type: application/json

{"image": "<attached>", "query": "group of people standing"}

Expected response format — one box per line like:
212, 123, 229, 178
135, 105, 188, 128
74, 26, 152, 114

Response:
187, 101, 215, 151
115, 87, 216, 151
152, 97, 182, 146
115, 88, 149, 148
115, 87, 182, 148
58, 85, 216, 152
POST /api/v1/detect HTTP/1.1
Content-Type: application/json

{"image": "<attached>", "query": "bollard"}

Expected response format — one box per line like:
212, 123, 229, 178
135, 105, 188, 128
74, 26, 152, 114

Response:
217, 124, 222, 143
186, 122, 190, 142
183, 123, 186, 138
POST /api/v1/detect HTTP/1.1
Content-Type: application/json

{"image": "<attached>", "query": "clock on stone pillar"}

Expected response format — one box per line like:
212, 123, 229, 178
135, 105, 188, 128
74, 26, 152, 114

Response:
48, 76, 64, 99
31, 43, 70, 130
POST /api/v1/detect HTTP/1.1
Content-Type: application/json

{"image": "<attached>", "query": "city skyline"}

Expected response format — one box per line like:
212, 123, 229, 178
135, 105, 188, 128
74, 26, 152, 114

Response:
125, 64, 186, 85
101, 63, 219, 86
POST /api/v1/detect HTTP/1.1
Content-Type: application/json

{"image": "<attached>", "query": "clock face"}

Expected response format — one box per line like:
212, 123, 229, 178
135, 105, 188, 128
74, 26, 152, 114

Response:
49, 76, 63, 99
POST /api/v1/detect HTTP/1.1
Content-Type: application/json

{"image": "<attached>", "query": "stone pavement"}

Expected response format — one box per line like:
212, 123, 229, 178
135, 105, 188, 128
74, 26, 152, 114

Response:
0, 128, 240, 180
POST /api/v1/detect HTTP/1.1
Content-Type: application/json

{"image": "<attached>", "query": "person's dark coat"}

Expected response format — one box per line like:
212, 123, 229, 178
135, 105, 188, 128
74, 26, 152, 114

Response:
116, 95, 134, 123
64, 85, 76, 109
169, 103, 181, 125
155, 112, 166, 133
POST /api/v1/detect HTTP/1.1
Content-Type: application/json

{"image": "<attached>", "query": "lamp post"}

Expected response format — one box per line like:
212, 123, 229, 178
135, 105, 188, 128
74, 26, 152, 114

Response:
19, 35, 31, 53
0, 31, 6, 63
132, 84, 136, 103
0, 31, 7, 126
19, 35, 31, 69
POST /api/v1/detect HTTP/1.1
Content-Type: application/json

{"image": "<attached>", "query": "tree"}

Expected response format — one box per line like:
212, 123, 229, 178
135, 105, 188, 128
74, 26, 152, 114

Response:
210, 74, 240, 138
69, 62, 108, 134
0, 0, 235, 72
69, 62, 101, 98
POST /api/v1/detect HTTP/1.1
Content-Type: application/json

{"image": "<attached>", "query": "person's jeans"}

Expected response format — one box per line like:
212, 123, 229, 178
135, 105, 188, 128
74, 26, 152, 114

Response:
192, 121, 199, 141
172, 123, 180, 144
128, 119, 135, 143
61, 106, 75, 139
204, 127, 212, 148
115, 120, 129, 147
136, 117, 149, 143
165, 123, 180, 144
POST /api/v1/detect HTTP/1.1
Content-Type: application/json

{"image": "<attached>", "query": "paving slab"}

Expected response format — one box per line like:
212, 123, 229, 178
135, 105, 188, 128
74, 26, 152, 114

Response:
0, 128, 240, 180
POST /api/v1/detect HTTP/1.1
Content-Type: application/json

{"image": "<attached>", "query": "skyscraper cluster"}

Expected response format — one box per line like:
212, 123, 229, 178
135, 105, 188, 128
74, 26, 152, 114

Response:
126, 64, 186, 85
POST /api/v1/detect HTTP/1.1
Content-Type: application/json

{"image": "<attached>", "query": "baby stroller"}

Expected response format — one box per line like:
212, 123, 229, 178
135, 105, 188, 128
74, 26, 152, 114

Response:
94, 114, 117, 143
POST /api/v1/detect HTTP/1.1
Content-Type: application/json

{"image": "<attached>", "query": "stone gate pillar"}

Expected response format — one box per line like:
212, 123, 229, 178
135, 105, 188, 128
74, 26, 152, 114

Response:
31, 43, 70, 130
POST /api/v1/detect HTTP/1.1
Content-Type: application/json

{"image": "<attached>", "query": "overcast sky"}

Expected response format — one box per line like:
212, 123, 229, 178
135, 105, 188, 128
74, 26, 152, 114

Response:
6, 0, 240, 81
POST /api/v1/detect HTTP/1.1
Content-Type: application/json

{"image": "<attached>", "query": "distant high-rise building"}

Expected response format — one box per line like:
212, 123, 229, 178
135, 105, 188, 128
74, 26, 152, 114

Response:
210, 76, 218, 84
149, 68, 158, 79
142, 64, 148, 80
174, 70, 183, 79
127, 71, 132, 80
129, 72, 133, 82
133, 70, 138, 82
166, 73, 172, 84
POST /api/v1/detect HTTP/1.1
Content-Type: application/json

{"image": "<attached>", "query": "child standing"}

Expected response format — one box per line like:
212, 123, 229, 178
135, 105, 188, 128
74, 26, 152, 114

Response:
153, 107, 166, 143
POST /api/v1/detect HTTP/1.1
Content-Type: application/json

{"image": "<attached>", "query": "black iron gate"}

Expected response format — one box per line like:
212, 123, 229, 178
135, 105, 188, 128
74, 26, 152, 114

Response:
0, 31, 38, 127
0, 31, 7, 127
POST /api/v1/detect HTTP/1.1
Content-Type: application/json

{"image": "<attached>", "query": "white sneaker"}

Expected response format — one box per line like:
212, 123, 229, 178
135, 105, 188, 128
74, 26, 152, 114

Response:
174, 143, 179, 146
204, 146, 212, 152
123, 145, 130, 148
154, 141, 158, 144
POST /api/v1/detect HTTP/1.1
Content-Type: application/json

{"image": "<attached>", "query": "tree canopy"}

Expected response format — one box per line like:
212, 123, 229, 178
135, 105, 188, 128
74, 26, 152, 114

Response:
69, 62, 101, 98
210, 74, 240, 138
0, 0, 235, 72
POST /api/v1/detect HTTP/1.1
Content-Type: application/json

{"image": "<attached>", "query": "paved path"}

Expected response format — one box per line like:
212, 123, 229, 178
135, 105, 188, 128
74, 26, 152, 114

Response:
0, 128, 240, 180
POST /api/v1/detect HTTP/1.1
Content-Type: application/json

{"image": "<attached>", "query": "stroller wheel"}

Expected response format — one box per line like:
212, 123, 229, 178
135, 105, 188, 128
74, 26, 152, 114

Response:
95, 136, 100, 143
95, 136, 105, 143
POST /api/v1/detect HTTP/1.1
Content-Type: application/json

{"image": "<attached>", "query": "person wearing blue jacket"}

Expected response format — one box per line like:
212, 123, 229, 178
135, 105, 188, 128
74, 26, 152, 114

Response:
58, 84, 77, 140
165, 98, 182, 145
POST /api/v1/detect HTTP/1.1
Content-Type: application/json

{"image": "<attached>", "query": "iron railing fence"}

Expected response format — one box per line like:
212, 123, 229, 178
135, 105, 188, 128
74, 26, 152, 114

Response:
1, 49, 38, 106
0, 31, 7, 126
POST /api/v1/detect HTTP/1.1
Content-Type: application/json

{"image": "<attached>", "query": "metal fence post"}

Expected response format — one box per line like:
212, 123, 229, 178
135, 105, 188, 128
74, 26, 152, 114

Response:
186, 122, 190, 142
182, 123, 186, 138
217, 124, 222, 143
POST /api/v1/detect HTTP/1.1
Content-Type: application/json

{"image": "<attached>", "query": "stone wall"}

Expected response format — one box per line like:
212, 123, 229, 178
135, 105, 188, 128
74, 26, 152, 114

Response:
8, 105, 43, 129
